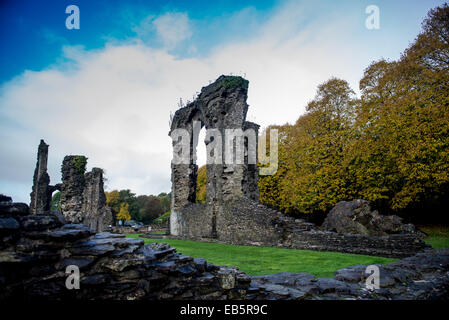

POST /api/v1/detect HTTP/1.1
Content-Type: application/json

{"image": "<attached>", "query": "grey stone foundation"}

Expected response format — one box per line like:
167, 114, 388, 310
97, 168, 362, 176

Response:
174, 198, 429, 258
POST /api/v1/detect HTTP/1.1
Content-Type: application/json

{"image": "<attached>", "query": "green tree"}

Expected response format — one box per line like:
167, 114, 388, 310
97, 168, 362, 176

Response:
159, 193, 171, 213
50, 191, 61, 212
118, 189, 139, 220
258, 124, 291, 211
143, 196, 164, 223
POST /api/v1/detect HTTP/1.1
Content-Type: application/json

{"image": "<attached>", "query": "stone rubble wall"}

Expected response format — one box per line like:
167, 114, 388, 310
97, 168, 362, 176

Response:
82, 168, 113, 232
30, 142, 113, 232
60, 156, 86, 223
1, 200, 448, 300
109, 225, 167, 235
0, 201, 250, 300
322, 199, 425, 237
249, 249, 449, 300
176, 198, 430, 258
60, 156, 112, 231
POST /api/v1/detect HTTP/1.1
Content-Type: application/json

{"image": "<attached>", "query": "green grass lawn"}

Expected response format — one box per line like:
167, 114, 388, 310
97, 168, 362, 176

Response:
128, 225, 449, 277
126, 234, 396, 277
420, 225, 449, 249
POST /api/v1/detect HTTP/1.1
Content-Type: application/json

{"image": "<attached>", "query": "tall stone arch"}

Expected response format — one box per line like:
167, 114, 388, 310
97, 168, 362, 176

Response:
169, 75, 259, 238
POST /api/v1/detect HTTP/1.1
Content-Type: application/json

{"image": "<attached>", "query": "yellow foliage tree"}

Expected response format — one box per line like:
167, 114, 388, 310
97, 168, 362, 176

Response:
258, 4, 449, 218
258, 124, 292, 211
116, 202, 131, 221
105, 190, 120, 209
196, 165, 207, 204
347, 4, 449, 211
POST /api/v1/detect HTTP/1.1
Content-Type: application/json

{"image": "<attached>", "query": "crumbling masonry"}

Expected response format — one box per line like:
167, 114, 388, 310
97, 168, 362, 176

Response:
169, 76, 429, 258
30, 140, 61, 214
169, 76, 259, 238
2, 200, 448, 300
30, 141, 113, 231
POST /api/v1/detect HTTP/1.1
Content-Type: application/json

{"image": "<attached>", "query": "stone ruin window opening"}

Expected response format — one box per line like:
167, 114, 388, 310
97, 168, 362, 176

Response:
50, 189, 61, 212
195, 125, 207, 168
194, 126, 207, 204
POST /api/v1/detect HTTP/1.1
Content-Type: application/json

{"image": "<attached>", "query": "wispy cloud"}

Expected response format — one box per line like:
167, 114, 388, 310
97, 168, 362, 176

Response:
153, 12, 193, 49
132, 12, 193, 50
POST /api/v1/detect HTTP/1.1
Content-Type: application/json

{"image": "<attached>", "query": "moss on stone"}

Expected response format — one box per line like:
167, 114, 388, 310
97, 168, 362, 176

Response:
73, 156, 88, 175
220, 76, 249, 91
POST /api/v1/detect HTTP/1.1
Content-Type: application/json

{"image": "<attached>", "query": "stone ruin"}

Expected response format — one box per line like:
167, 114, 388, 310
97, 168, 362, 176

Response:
322, 200, 426, 237
1, 199, 448, 300
30, 140, 61, 214
0, 75, 448, 301
169, 75, 259, 238
168, 76, 429, 258
29, 140, 113, 231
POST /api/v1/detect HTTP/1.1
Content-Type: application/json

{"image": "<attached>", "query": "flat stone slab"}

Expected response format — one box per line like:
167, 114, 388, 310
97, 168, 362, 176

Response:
18, 215, 63, 231
0, 217, 20, 231
0, 203, 29, 216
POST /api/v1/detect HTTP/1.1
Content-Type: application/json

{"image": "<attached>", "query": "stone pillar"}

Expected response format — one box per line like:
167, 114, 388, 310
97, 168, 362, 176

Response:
82, 168, 113, 232
170, 154, 198, 235
30, 140, 51, 213
60, 155, 86, 223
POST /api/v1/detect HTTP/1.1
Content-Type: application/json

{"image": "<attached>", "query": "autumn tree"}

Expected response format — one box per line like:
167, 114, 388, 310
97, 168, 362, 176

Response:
118, 189, 139, 220
116, 202, 131, 221
105, 190, 120, 212
348, 4, 449, 213
196, 165, 207, 204
257, 4, 449, 223
264, 78, 357, 215
258, 125, 291, 211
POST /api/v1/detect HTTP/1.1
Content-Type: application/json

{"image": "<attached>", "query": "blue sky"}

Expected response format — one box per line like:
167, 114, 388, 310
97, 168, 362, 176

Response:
1, 0, 443, 83
0, 0, 446, 203
0, 0, 278, 82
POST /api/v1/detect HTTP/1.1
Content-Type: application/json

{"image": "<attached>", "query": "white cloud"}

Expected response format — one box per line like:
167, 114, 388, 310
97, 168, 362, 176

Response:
153, 12, 192, 49
0, 2, 411, 202
132, 12, 193, 49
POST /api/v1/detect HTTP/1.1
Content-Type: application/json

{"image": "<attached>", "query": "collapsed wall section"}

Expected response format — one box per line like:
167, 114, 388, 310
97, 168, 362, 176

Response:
82, 168, 113, 232
58, 155, 113, 231
60, 155, 86, 223
216, 198, 430, 258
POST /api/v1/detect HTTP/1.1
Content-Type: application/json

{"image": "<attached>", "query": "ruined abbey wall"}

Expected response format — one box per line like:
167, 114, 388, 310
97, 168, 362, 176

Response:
168, 76, 430, 258
29, 141, 112, 232
30, 140, 60, 213
169, 76, 259, 238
